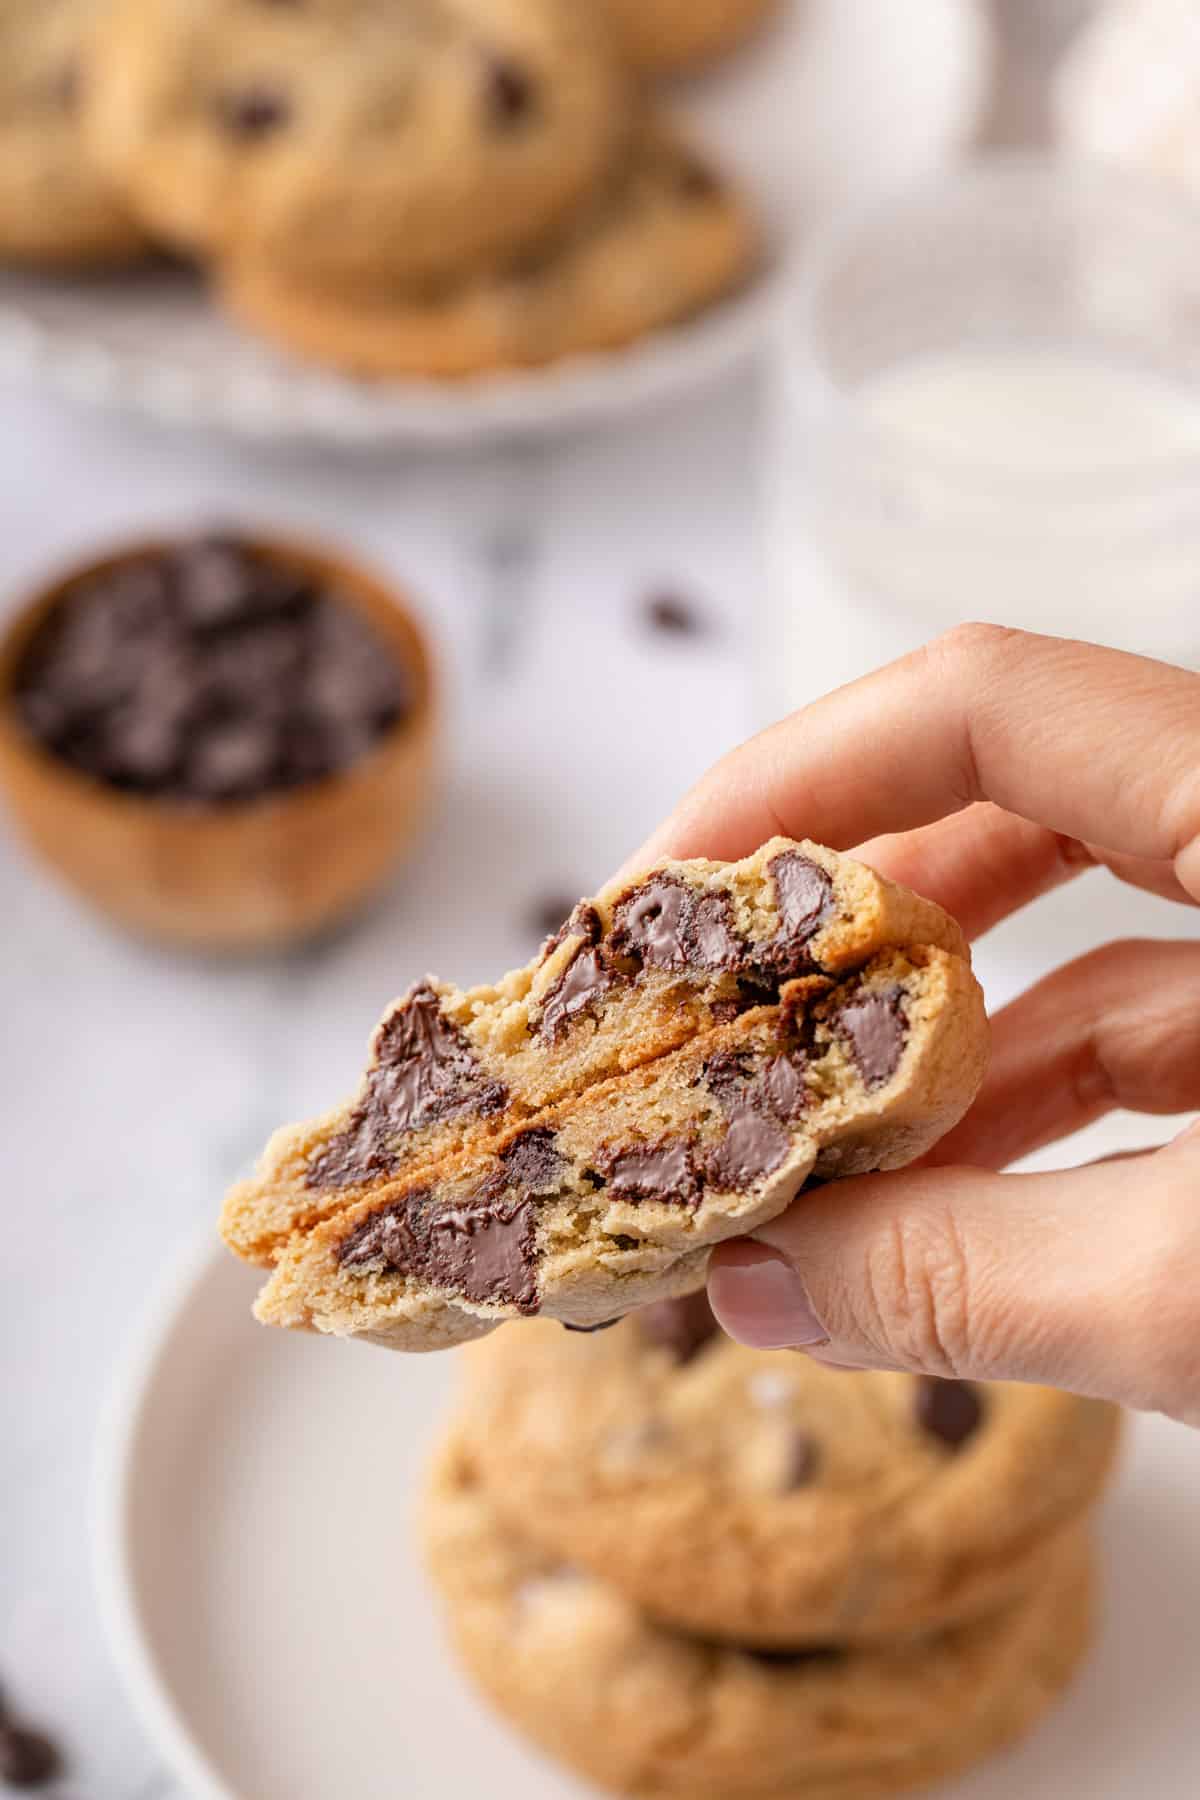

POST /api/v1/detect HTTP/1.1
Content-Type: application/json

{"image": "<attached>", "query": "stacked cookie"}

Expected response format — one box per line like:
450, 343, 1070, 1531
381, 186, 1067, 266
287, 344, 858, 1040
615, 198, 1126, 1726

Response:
425, 1302, 1122, 1798
0, 0, 770, 377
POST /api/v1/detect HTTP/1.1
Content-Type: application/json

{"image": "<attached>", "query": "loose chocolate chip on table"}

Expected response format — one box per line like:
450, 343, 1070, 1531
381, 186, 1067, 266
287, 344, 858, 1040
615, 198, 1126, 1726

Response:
484, 58, 536, 125
640, 592, 708, 636
837, 987, 907, 1090
217, 86, 292, 138
915, 1377, 983, 1448
637, 1290, 720, 1362
0, 1724, 61, 1789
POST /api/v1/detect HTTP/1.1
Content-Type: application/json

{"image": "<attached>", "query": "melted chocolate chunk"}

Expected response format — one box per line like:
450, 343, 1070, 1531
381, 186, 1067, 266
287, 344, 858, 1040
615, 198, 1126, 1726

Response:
706, 1109, 790, 1189
602, 1140, 699, 1206
539, 900, 603, 961
485, 57, 536, 125
611, 876, 746, 974
702, 1046, 808, 1191
915, 1377, 983, 1449
218, 85, 291, 137
637, 1290, 720, 1362
500, 1128, 563, 1191
837, 987, 907, 1089
338, 1182, 539, 1313
538, 943, 616, 1041
611, 876, 690, 968
428, 1198, 538, 1311
562, 1316, 622, 1334
309, 986, 506, 1189
761, 1051, 807, 1122
757, 852, 836, 977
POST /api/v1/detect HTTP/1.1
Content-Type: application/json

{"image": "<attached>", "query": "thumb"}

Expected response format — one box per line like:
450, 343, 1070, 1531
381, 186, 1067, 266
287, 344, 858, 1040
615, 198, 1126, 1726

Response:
707, 1123, 1200, 1420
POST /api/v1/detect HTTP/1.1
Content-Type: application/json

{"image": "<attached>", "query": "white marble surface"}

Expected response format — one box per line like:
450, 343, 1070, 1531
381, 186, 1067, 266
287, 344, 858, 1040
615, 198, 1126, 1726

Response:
2, 350, 1197, 1799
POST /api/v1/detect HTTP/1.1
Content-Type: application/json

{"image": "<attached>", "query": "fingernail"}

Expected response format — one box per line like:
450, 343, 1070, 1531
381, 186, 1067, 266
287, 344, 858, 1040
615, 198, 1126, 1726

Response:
709, 1244, 829, 1350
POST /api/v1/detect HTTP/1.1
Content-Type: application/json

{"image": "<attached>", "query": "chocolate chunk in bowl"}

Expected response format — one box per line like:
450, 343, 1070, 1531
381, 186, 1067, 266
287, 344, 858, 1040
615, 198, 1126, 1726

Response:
0, 533, 436, 951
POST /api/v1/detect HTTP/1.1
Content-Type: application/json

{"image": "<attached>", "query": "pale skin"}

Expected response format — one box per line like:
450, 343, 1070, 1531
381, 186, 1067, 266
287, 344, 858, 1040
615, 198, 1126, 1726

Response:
627, 625, 1200, 1425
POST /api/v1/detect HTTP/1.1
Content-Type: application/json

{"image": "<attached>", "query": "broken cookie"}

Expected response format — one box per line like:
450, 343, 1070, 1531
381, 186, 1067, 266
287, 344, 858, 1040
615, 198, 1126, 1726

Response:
248, 942, 986, 1351
222, 837, 970, 1267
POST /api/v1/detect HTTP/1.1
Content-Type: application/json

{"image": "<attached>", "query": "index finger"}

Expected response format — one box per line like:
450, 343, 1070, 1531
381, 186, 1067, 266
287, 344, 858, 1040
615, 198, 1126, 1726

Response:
631, 625, 1200, 900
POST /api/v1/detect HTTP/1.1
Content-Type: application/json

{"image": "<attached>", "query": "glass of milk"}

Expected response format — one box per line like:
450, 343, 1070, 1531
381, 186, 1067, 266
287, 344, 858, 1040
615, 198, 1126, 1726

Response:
762, 154, 1200, 715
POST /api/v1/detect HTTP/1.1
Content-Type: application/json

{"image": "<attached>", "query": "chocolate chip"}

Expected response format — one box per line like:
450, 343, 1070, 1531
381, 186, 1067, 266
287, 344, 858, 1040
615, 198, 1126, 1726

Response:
484, 57, 536, 126
562, 1317, 621, 1334
538, 944, 616, 1042
217, 85, 292, 138
757, 852, 836, 977
915, 1377, 982, 1448
309, 986, 507, 1189
339, 1184, 539, 1312
499, 1128, 563, 1191
705, 1109, 790, 1189
637, 1290, 719, 1362
0, 1725, 61, 1789
186, 719, 278, 800
837, 988, 907, 1089
427, 1197, 538, 1311
641, 592, 708, 636
701, 1046, 807, 1191
601, 1140, 699, 1207
528, 892, 585, 944
51, 60, 81, 112
783, 1431, 820, 1489
742, 1644, 843, 1669
761, 1051, 807, 1122
675, 156, 721, 202
610, 877, 746, 975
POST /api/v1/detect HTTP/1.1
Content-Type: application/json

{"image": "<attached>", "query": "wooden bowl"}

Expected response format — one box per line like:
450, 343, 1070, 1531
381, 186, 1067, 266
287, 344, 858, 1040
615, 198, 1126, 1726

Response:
0, 533, 437, 952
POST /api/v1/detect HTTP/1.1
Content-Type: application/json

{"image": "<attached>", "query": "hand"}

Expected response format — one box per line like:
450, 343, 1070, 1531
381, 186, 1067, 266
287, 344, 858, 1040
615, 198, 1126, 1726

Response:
631, 626, 1200, 1423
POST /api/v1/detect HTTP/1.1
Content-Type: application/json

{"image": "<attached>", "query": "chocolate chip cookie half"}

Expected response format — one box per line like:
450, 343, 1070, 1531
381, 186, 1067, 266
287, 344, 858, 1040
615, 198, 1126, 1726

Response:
458, 1302, 1122, 1644
222, 835, 972, 1268
248, 941, 986, 1350
423, 1430, 1096, 1800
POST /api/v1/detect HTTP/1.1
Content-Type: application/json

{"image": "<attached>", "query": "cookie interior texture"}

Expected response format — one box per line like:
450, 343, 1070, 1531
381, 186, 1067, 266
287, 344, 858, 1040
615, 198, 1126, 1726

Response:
458, 1306, 1124, 1645
223, 835, 970, 1264
423, 1430, 1096, 1800
252, 941, 985, 1348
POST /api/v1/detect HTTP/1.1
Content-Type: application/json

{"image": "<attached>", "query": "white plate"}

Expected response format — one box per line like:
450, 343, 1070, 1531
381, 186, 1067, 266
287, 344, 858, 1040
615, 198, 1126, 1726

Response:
0, 0, 988, 446
97, 1112, 1200, 1800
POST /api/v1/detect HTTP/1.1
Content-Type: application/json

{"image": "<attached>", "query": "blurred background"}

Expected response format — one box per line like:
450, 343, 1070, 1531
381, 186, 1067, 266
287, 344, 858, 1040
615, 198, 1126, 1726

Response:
3, 0, 1200, 1794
